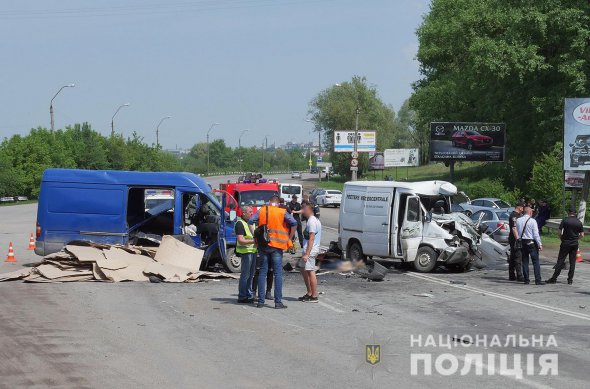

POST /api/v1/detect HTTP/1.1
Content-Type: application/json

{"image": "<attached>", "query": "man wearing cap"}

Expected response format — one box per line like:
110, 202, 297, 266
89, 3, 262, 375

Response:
547, 207, 584, 285
287, 194, 304, 249
508, 202, 525, 281
249, 195, 298, 309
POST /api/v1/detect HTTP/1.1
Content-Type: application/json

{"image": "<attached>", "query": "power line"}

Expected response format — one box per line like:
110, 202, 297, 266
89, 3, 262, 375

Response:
0, 0, 348, 20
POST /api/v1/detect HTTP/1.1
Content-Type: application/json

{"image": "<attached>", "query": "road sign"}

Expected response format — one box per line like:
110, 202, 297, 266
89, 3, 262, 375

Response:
351, 151, 359, 159
317, 162, 332, 168
350, 166, 358, 171
350, 158, 359, 167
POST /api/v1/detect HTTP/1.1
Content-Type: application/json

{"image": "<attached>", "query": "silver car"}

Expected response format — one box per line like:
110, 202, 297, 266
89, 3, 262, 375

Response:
291, 171, 302, 179
459, 197, 512, 216
470, 210, 510, 244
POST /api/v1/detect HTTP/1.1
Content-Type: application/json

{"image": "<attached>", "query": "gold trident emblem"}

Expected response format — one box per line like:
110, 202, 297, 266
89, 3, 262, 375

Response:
366, 344, 381, 365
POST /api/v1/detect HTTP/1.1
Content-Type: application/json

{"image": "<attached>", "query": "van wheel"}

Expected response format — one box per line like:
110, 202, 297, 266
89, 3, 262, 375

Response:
414, 246, 437, 273
223, 248, 242, 273
347, 241, 366, 263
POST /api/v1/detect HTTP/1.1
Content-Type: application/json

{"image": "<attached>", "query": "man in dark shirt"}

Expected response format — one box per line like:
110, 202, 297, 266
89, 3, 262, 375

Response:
508, 202, 525, 281
547, 207, 584, 285
287, 195, 304, 248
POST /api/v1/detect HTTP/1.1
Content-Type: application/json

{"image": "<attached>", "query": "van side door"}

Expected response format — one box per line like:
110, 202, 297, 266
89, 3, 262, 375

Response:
400, 196, 423, 262
361, 188, 394, 257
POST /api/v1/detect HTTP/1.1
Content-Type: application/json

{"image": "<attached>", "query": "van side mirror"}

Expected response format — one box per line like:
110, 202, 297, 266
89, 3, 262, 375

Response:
229, 210, 237, 222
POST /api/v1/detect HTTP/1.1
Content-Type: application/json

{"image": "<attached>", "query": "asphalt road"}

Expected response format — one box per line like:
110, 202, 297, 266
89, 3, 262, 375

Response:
1, 173, 589, 388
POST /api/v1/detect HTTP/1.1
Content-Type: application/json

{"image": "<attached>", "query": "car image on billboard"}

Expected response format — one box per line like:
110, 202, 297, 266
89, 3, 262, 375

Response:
429, 122, 506, 162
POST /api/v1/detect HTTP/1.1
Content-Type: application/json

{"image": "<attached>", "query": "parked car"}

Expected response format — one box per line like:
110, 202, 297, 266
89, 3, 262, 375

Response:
451, 130, 493, 150
470, 210, 510, 244
316, 189, 342, 207
309, 188, 325, 203
459, 197, 512, 216
569, 134, 590, 168
310, 167, 319, 174
291, 171, 302, 179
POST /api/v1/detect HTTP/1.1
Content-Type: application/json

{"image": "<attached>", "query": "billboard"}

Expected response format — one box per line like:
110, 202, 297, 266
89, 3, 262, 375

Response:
334, 130, 376, 152
564, 98, 590, 170
368, 152, 385, 170
384, 148, 419, 167
565, 171, 584, 189
429, 122, 506, 161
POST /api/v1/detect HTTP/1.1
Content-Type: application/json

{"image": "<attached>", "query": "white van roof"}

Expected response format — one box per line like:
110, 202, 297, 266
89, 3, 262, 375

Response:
343, 180, 457, 196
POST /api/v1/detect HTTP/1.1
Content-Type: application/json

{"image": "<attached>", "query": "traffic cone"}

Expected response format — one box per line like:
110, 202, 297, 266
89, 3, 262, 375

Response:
5, 242, 16, 262
576, 248, 583, 263
27, 233, 35, 251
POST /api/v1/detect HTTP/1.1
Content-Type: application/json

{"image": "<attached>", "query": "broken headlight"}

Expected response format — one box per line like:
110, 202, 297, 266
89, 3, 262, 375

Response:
445, 236, 461, 247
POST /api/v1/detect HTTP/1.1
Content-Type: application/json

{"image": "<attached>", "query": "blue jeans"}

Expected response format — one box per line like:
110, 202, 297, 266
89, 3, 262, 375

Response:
238, 252, 256, 300
521, 241, 542, 283
258, 247, 283, 304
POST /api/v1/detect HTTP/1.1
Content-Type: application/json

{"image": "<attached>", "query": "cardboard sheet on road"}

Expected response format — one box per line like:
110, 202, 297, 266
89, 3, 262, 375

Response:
0, 235, 236, 283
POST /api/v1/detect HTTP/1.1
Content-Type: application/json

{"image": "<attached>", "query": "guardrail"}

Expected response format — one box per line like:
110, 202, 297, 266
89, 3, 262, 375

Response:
545, 218, 590, 234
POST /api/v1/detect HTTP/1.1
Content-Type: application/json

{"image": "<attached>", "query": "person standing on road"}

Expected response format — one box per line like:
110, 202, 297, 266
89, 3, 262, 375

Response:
287, 195, 304, 249
547, 207, 584, 285
535, 200, 551, 235
235, 206, 257, 304
249, 195, 298, 309
516, 207, 544, 285
508, 202, 525, 281
302, 194, 320, 220
298, 203, 322, 303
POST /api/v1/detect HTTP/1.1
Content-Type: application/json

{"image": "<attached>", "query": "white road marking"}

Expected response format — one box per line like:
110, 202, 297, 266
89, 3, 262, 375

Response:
407, 272, 590, 322
323, 226, 338, 232
317, 300, 345, 313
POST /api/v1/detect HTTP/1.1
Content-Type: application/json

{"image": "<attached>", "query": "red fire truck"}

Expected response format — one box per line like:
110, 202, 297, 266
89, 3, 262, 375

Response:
218, 177, 280, 217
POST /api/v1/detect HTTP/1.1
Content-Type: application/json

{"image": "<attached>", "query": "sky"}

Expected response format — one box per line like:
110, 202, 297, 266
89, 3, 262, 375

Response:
0, 0, 430, 149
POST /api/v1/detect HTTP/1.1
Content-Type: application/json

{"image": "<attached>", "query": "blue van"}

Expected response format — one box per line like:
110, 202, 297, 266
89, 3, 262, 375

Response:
35, 169, 242, 271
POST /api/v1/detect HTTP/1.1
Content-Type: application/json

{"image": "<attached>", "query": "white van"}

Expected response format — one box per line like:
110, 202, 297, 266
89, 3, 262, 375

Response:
279, 183, 303, 204
339, 180, 481, 272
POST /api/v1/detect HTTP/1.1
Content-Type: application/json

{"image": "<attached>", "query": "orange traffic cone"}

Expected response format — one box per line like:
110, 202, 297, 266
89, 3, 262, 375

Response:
576, 249, 583, 263
27, 233, 36, 250
5, 242, 16, 262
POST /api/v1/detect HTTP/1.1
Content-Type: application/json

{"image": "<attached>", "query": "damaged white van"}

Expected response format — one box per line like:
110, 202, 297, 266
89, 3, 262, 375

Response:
339, 180, 481, 272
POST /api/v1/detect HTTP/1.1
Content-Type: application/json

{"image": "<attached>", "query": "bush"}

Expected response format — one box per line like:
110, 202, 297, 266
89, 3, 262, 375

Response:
528, 143, 563, 217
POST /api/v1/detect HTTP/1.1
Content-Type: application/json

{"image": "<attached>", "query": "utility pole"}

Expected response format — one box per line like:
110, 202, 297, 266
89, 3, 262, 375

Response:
351, 107, 360, 181
262, 136, 268, 174
239, 129, 249, 173
49, 84, 75, 131
206, 123, 220, 176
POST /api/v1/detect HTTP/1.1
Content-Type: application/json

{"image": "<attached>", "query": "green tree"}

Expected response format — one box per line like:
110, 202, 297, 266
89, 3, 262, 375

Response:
411, 0, 590, 185
308, 76, 396, 177
528, 143, 563, 215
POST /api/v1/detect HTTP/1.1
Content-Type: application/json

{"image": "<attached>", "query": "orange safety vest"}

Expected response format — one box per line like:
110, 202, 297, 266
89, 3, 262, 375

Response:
258, 205, 293, 250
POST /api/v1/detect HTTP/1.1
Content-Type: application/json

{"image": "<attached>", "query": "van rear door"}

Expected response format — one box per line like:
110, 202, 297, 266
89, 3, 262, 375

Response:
361, 187, 394, 257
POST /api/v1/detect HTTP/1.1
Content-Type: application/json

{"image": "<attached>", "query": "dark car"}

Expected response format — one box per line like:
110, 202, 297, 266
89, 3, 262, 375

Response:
569, 135, 590, 168
451, 130, 493, 150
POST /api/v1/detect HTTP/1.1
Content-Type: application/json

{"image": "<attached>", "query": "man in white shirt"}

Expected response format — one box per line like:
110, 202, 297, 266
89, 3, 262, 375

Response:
515, 207, 544, 285
297, 203, 322, 303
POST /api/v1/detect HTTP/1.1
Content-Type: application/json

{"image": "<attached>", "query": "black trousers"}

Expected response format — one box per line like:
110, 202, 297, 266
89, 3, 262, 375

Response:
508, 240, 523, 279
550, 243, 578, 281
521, 240, 542, 284
295, 221, 304, 248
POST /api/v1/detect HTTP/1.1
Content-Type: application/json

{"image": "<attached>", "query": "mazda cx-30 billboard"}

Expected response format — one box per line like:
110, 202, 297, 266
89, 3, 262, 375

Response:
429, 122, 506, 162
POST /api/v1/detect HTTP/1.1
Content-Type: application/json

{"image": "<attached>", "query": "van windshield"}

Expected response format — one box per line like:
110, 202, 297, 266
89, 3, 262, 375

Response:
282, 185, 301, 195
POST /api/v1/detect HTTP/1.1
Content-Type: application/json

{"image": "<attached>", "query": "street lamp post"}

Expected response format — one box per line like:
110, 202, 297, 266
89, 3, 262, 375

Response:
262, 136, 269, 174
352, 106, 360, 181
238, 129, 249, 173
156, 116, 172, 148
206, 122, 220, 176
50, 84, 75, 131
111, 103, 130, 137
306, 119, 322, 182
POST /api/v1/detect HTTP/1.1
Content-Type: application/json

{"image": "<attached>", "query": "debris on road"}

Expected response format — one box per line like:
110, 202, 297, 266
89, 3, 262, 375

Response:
356, 261, 387, 281
0, 235, 238, 283
450, 280, 467, 285
413, 293, 434, 298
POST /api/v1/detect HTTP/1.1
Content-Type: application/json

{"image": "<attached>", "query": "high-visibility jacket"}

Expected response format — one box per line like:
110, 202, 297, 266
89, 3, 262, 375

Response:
258, 206, 293, 250
235, 218, 257, 254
